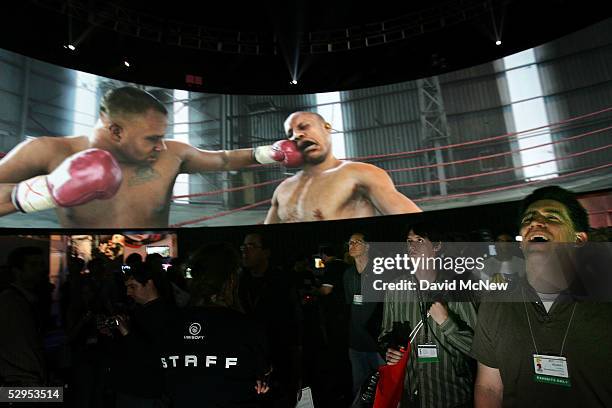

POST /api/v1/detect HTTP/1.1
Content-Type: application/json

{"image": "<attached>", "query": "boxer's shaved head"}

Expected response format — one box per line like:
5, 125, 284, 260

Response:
100, 86, 167, 119
283, 111, 333, 165
284, 111, 329, 132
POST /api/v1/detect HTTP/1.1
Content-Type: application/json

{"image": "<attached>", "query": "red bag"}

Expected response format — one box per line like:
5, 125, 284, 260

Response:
373, 342, 410, 408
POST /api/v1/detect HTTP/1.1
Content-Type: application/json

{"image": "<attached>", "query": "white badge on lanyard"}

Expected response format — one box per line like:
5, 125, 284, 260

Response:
417, 344, 439, 363
533, 354, 570, 387
353, 294, 363, 305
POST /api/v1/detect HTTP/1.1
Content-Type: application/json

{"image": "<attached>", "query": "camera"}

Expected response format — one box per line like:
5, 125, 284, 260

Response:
380, 321, 411, 350
313, 257, 325, 269
103, 317, 119, 328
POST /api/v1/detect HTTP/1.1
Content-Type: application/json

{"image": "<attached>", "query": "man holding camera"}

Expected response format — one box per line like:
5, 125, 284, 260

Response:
111, 262, 175, 408
381, 223, 477, 408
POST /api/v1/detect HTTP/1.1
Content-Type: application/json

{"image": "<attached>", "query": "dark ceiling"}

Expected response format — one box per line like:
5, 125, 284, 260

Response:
2, 0, 611, 94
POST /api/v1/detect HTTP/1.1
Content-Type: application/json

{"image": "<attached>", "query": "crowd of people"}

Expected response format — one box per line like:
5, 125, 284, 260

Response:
0, 185, 611, 407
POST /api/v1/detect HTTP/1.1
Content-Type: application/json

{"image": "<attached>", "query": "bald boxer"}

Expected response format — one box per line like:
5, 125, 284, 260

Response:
0, 87, 301, 228
264, 111, 422, 223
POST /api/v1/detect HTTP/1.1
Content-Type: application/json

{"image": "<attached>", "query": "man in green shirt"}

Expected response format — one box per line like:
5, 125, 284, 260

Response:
381, 222, 477, 408
472, 186, 612, 407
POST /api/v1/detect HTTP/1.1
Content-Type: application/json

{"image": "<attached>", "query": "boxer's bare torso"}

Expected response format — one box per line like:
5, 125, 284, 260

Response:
56, 162, 177, 228
54, 137, 181, 228
265, 111, 422, 224
265, 160, 421, 223
270, 162, 375, 222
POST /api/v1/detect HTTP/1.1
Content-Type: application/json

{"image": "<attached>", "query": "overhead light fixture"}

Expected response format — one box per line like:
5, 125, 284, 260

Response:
290, 79, 297, 85
495, 40, 502, 46
124, 60, 130, 67
63, 44, 76, 51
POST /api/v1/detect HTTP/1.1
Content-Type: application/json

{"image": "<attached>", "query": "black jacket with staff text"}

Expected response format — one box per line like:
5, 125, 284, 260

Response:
160, 306, 270, 408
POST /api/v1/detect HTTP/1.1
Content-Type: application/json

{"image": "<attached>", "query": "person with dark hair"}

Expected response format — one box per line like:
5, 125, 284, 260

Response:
264, 111, 421, 223
238, 232, 303, 408
310, 242, 352, 406
122, 262, 162, 306
107, 260, 176, 408
142, 252, 176, 303
124, 252, 143, 267
0, 86, 303, 228
478, 233, 525, 285
343, 232, 385, 400
160, 242, 271, 407
403, 221, 445, 244
518, 185, 589, 233
0, 246, 48, 385
381, 223, 477, 408
316, 242, 347, 303
59, 256, 86, 332
144, 252, 164, 269
472, 186, 612, 407
64, 271, 112, 408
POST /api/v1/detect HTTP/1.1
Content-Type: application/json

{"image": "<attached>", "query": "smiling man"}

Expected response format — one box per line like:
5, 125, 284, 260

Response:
264, 111, 422, 223
0, 87, 298, 228
472, 186, 612, 408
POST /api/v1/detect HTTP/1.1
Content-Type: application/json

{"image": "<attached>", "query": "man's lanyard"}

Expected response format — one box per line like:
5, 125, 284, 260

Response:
522, 287, 576, 387
521, 287, 577, 355
410, 312, 429, 343
415, 284, 430, 342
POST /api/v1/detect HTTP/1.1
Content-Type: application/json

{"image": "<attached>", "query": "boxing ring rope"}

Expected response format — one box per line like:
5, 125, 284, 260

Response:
395, 144, 611, 188
1, 108, 608, 227
386, 126, 612, 173
171, 199, 272, 228
174, 107, 612, 226
412, 163, 612, 203
172, 178, 284, 200
240, 106, 612, 169
345, 108, 612, 163
171, 164, 611, 227
170, 107, 612, 226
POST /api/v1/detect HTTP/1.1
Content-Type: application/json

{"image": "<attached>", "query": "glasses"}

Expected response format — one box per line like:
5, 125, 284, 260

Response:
406, 238, 425, 244
348, 240, 365, 246
240, 243, 262, 251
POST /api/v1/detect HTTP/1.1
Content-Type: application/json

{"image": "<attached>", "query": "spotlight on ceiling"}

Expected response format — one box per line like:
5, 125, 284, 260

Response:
124, 60, 130, 67
63, 44, 76, 51
290, 79, 298, 85
495, 40, 502, 46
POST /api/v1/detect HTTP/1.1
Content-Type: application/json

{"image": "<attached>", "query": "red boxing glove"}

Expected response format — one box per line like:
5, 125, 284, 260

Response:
253, 140, 304, 168
12, 148, 123, 213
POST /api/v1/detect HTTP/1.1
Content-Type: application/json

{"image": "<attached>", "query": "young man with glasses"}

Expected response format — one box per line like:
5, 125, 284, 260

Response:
238, 233, 303, 407
381, 223, 477, 408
